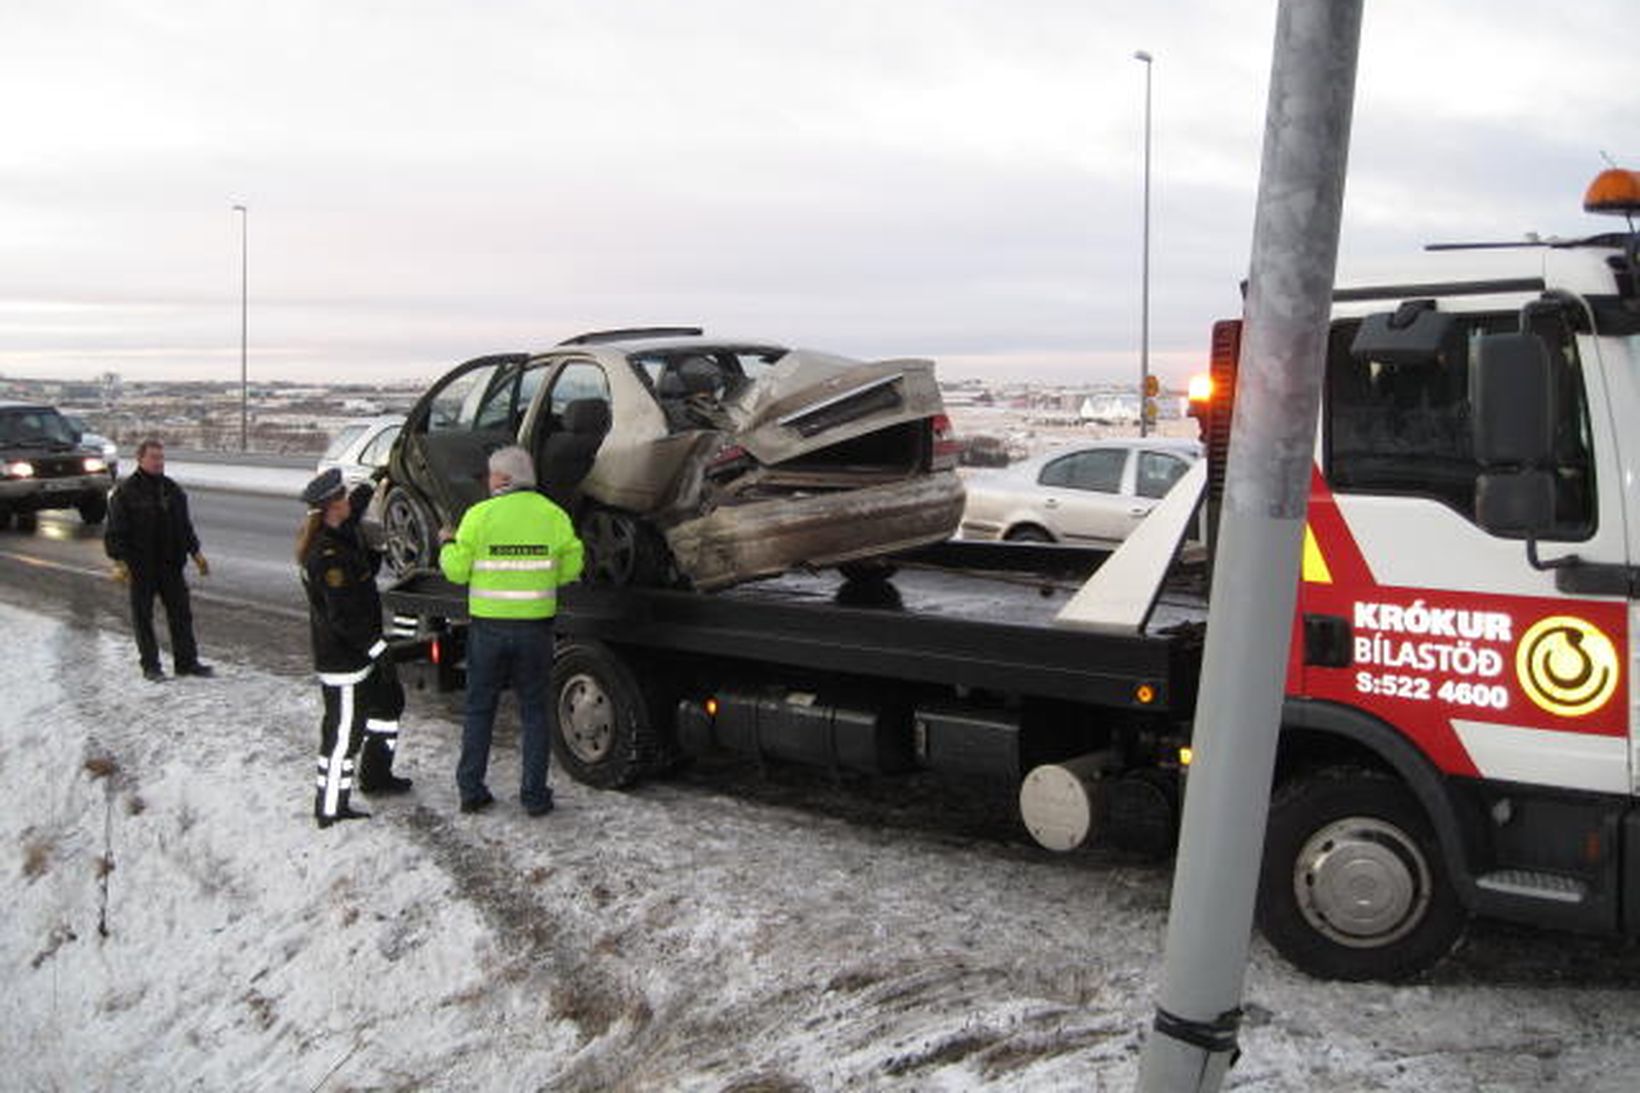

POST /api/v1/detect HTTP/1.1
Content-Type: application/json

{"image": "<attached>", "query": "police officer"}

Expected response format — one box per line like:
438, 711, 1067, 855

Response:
439, 445, 582, 815
297, 468, 412, 829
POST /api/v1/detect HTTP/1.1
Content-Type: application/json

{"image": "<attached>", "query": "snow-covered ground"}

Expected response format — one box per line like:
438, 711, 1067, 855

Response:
6, 602, 1640, 1090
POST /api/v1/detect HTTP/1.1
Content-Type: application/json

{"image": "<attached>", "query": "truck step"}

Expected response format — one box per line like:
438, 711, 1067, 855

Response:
1474, 869, 1588, 904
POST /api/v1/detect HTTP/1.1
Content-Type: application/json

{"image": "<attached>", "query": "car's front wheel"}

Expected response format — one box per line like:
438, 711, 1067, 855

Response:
1005, 525, 1054, 543
79, 491, 108, 525
382, 486, 438, 577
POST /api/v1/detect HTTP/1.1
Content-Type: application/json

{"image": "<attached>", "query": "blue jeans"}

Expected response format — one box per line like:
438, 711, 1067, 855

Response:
458, 617, 554, 809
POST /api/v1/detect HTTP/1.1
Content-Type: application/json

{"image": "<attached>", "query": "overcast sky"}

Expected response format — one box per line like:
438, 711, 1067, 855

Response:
2, 0, 1634, 388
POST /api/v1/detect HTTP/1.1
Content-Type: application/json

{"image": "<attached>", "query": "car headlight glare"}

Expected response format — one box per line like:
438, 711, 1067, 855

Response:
3, 460, 35, 478
84, 457, 108, 474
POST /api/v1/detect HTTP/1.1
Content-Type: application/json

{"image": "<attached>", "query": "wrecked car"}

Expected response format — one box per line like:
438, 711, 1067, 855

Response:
371, 327, 965, 591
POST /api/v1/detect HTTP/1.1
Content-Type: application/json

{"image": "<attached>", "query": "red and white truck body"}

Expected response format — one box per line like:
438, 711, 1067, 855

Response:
1191, 168, 1640, 976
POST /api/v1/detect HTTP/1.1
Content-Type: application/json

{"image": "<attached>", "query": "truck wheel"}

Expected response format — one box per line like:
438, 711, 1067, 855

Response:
1257, 768, 1465, 981
382, 487, 437, 577
79, 491, 108, 525
551, 640, 662, 789
581, 506, 666, 587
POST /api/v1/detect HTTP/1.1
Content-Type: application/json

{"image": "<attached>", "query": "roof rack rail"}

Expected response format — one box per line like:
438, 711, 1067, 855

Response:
557, 326, 704, 346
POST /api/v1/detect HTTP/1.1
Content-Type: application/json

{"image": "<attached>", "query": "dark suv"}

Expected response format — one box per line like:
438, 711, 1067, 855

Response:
0, 401, 115, 528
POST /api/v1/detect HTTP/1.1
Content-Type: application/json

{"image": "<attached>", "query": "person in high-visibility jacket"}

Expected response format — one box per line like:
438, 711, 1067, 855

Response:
439, 445, 583, 816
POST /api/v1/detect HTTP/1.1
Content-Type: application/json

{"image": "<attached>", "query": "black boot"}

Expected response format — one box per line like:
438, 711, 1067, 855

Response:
357, 731, 413, 795
315, 787, 371, 829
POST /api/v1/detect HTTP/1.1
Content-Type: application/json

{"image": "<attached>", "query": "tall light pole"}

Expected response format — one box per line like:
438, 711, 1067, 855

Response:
1134, 50, 1154, 437
232, 202, 248, 451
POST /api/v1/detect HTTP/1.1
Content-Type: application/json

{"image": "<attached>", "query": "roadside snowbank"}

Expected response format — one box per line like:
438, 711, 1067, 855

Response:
5, 600, 1640, 1091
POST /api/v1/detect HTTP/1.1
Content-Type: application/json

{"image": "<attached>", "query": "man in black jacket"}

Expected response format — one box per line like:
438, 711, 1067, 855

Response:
297, 468, 412, 828
104, 439, 213, 682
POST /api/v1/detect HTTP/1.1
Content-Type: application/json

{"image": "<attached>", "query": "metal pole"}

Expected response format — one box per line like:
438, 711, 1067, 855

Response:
1134, 50, 1152, 437
233, 203, 248, 452
1135, 2, 1362, 1090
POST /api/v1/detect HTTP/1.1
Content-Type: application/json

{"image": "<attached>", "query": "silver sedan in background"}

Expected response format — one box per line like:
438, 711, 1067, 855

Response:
958, 436, 1200, 548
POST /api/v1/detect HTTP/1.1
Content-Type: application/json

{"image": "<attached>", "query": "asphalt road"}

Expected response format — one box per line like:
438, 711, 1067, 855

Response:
0, 485, 315, 678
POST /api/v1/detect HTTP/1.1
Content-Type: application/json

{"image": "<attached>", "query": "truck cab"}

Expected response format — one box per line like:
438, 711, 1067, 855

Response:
1198, 168, 1640, 978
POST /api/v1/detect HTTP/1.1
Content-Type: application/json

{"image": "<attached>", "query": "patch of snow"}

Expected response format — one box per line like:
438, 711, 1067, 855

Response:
5, 601, 1640, 1090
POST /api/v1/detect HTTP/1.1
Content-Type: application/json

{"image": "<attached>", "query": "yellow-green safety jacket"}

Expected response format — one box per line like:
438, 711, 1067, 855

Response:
439, 488, 583, 619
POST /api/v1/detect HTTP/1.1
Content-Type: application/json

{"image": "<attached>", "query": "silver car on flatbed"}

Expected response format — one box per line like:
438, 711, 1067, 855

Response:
372, 327, 965, 590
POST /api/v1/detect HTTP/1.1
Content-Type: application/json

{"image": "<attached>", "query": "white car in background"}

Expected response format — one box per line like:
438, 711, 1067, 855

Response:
317, 415, 404, 485
959, 436, 1200, 548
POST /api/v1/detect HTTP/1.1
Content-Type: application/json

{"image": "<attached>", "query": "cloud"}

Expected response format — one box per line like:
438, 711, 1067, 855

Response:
1, 0, 1634, 385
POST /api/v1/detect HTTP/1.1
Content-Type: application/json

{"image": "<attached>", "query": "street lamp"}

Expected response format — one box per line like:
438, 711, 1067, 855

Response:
1134, 50, 1153, 437
232, 202, 248, 451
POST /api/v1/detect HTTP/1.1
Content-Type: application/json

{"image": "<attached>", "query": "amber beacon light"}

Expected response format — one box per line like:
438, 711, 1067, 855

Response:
1583, 168, 1640, 216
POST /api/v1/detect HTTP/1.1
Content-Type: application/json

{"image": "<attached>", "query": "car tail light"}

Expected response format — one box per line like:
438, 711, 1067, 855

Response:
706, 443, 752, 480
931, 413, 960, 471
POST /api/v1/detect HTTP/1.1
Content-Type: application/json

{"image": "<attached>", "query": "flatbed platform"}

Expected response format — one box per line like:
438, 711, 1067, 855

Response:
385, 540, 1207, 713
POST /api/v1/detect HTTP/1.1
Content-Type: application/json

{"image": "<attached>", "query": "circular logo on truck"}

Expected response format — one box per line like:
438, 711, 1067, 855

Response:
1515, 615, 1619, 717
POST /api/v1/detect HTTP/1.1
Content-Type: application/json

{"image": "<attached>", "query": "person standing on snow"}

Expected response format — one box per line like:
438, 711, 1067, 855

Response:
438, 445, 582, 816
104, 438, 214, 682
297, 467, 412, 829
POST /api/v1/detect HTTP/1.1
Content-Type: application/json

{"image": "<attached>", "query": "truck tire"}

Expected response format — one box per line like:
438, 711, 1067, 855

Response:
551, 640, 663, 789
79, 491, 108, 525
382, 486, 437, 577
1257, 768, 1465, 981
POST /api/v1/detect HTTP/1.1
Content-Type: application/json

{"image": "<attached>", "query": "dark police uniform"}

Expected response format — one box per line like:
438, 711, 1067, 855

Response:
300, 475, 409, 827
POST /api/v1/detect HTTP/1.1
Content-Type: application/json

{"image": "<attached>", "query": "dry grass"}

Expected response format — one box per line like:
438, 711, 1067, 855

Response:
21, 832, 54, 881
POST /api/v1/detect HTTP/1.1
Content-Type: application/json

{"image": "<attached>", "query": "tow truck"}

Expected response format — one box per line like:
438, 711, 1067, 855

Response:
384, 168, 1640, 981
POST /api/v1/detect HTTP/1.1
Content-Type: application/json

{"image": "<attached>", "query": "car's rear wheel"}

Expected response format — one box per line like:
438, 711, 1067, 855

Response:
382, 486, 438, 577
1005, 525, 1054, 543
581, 506, 668, 587
79, 491, 108, 525
838, 558, 899, 583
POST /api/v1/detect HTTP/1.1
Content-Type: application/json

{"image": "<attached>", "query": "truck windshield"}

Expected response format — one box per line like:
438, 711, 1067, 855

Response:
1324, 309, 1594, 540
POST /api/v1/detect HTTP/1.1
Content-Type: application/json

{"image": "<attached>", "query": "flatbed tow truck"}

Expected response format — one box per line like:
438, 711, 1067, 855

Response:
385, 531, 1209, 856
385, 168, 1640, 981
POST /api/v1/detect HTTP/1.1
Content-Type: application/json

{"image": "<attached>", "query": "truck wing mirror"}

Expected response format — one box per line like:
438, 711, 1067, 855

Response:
1471, 332, 1554, 467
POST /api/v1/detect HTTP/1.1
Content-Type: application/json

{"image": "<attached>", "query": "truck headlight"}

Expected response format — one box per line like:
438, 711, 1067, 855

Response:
2, 460, 35, 478
83, 456, 108, 474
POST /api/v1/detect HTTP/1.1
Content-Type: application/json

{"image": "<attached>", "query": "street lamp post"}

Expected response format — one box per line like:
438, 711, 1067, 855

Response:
1134, 49, 1153, 437
233, 203, 248, 451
